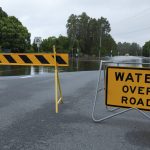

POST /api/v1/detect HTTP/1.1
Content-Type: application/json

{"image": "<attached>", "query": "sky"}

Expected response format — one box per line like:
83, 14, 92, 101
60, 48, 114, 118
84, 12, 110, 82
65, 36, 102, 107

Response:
1, 0, 150, 46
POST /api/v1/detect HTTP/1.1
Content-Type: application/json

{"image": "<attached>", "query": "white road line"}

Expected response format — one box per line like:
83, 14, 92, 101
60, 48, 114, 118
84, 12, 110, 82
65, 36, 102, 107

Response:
20, 75, 33, 79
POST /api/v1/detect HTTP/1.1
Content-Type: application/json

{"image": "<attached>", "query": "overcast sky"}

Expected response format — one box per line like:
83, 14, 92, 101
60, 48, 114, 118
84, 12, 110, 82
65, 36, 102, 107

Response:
1, 0, 150, 46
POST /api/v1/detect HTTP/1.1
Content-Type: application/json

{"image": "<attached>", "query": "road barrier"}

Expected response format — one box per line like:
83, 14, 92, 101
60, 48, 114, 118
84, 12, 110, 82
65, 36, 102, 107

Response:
0, 46, 68, 113
0, 53, 68, 66
92, 60, 150, 122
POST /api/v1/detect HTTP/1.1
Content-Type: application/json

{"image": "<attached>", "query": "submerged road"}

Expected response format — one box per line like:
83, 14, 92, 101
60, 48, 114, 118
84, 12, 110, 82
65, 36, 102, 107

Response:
0, 71, 150, 150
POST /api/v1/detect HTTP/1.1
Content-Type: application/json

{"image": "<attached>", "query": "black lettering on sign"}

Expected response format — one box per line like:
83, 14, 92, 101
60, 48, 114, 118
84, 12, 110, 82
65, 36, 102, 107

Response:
135, 73, 142, 82
125, 73, 134, 82
147, 99, 150, 106
35, 55, 50, 64
4, 55, 16, 63
130, 97, 136, 105
115, 72, 124, 81
138, 87, 145, 95
145, 74, 150, 83
130, 86, 136, 94
52, 55, 66, 64
19, 55, 33, 63
122, 96, 128, 104
122, 85, 129, 93
147, 88, 150, 95
137, 98, 144, 106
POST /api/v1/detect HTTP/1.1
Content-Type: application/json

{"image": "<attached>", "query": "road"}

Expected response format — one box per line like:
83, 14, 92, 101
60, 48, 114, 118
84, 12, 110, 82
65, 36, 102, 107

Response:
0, 71, 150, 150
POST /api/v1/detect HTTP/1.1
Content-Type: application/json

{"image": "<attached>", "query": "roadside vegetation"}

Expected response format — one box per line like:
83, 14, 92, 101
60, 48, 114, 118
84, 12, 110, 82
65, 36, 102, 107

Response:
0, 8, 149, 57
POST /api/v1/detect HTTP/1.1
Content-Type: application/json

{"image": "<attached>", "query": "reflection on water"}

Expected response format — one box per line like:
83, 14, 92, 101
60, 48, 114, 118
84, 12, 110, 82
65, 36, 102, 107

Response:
0, 56, 149, 76
107, 56, 150, 68
0, 66, 31, 76
0, 59, 100, 76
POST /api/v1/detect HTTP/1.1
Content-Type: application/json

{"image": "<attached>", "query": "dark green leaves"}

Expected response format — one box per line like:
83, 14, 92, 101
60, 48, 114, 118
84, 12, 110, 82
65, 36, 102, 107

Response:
0, 8, 30, 53
143, 41, 150, 57
66, 12, 116, 56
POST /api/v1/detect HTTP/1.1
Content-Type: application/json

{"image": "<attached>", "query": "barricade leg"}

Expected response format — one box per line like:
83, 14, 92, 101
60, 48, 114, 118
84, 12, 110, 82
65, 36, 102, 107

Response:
55, 66, 59, 113
57, 71, 63, 104
53, 45, 63, 113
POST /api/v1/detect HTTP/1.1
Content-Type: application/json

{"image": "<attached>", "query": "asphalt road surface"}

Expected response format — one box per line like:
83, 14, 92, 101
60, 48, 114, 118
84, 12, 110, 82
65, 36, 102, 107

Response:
0, 71, 150, 150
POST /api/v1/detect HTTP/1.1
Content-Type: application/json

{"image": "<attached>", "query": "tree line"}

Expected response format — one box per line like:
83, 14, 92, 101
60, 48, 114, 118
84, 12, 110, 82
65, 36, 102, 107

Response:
0, 7, 150, 57
117, 42, 142, 56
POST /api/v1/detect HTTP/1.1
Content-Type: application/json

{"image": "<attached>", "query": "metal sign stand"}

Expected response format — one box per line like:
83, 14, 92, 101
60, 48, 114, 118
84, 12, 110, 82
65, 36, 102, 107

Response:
53, 46, 63, 113
92, 60, 150, 122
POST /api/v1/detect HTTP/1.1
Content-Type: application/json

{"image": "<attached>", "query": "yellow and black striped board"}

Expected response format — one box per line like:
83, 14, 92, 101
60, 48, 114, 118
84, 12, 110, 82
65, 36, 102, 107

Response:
0, 53, 68, 66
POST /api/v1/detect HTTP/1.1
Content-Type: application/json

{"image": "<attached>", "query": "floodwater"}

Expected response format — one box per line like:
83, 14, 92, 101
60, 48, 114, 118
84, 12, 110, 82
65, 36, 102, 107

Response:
0, 56, 149, 76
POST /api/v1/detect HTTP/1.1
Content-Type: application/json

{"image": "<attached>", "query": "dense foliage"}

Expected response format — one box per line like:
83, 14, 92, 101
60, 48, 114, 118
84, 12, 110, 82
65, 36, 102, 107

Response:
66, 12, 117, 56
117, 42, 142, 56
39, 35, 69, 53
142, 41, 150, 57
0, 7, 30, 52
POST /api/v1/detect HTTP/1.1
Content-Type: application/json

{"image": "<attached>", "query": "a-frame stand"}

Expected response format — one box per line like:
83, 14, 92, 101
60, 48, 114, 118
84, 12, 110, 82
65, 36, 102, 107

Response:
92, 60, 150, 122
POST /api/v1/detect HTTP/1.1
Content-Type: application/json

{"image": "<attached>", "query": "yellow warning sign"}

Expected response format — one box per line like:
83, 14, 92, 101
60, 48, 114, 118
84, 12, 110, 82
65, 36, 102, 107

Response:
105, 66, 150, 111
0, 53, 68, 66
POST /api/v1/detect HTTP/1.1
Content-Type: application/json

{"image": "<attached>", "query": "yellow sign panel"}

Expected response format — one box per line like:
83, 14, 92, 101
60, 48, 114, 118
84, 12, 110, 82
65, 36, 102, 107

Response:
0, 53, 68, 66
105, 66, 150, 111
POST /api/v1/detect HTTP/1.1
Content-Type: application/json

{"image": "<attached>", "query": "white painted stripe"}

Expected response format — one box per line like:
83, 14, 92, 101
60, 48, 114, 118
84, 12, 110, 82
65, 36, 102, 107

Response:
20, 75, 33, 79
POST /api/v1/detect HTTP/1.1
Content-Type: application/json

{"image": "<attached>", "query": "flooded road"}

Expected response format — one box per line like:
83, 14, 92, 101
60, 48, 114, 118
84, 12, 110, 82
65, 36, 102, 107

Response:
0, 56, 149, 76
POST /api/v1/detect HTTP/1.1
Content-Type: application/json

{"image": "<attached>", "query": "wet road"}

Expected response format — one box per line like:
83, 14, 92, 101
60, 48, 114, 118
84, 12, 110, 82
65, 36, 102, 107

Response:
0, 71, 150, 150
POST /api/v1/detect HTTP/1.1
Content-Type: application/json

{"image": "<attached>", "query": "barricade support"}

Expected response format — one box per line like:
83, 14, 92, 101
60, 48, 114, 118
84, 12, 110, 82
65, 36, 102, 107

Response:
53, 45, 63, 113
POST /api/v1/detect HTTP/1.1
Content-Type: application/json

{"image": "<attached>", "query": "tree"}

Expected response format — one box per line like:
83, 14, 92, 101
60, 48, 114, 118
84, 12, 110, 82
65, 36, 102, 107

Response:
40, 35, 69, 53
0, 7, 31, 52
130, 42, 141, 56
117, 42, 141, 56
143, 41, 150, 57
0, 7, 7, 18
40, 36, 56, 52
66, 12, 116, 56
102, 34, 117, 56
57, 35, 70, 52
66, 14, 78, 47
